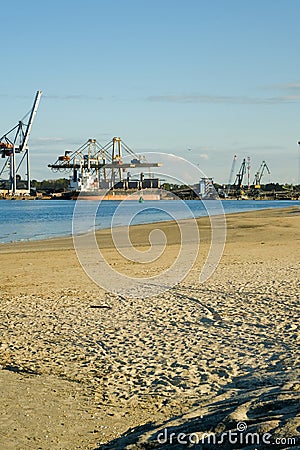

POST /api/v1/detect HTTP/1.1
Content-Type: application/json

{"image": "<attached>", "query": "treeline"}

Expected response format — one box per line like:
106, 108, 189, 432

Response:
31, 178, 69, 193
262, 183, 300, 191
31, 179, 300, 194
163, 182, 300, 191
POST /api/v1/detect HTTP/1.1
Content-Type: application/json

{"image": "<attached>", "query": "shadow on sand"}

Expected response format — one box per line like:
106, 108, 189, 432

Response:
96, 370, 300, 449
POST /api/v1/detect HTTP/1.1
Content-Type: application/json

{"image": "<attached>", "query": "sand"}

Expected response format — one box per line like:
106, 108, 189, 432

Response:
0, 206, 299, 449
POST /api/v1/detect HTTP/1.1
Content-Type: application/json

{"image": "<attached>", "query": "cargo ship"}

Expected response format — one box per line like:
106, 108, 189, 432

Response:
61, 174, 162, 201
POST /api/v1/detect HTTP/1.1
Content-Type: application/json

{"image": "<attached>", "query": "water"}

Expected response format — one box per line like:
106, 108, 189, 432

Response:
0, 199, 299, 244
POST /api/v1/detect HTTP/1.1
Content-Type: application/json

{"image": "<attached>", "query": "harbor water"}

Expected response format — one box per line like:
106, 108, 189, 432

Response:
0, 199, 299, 244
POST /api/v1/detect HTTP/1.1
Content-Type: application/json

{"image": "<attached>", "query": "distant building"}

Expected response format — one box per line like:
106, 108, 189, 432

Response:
198, 178, 215, 199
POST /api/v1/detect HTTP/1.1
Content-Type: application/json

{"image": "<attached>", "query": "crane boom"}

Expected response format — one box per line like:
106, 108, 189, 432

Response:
19, 90, 42, 152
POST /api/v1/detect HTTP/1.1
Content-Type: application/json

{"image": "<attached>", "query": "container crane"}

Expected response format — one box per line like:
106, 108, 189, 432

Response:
48, 137, 162, 193
0, 91, 42, 195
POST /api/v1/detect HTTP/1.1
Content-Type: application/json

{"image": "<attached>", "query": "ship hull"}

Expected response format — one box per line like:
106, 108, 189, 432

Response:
61, 189, 161, 201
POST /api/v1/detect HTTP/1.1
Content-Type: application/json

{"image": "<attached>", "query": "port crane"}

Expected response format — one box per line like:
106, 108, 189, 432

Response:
234, 158, 247, 188
253, 160, 270, 188
48, 137, 162, 192
226, 154, 237, 196
228, 157, 247, 197
0, 91, 42, 195
247, 156, 251, 190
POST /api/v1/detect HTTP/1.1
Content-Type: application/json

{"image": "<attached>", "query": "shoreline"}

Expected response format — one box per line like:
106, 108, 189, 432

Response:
0, 204, 299, 252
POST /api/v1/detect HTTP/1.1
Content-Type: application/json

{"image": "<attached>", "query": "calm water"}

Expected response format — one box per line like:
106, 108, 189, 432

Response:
0, 199, 299, 243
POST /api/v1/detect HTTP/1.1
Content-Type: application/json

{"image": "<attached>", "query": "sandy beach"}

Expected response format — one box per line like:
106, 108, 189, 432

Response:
0, 206, 299, 449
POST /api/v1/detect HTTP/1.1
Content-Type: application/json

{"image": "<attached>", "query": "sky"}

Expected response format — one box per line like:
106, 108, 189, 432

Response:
1, 0, 300, 184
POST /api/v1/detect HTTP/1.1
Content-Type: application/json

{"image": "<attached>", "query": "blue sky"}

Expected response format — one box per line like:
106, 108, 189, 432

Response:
1, 0, 300, 183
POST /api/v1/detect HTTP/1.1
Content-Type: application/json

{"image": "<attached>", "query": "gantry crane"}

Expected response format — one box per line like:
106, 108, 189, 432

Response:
48, 137, 162, 192
0, 91, 42, 195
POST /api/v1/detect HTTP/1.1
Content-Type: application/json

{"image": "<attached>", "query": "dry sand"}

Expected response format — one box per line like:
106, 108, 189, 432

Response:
0, 206, 299, 449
